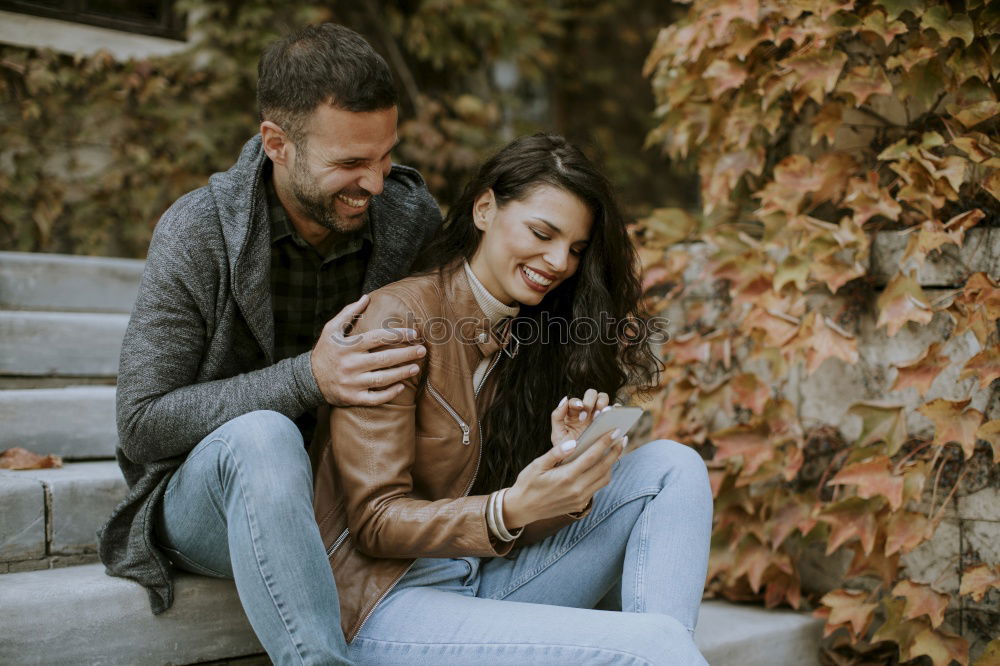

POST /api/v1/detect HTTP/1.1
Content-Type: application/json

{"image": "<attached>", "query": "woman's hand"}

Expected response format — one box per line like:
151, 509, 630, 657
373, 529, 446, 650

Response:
549, 388, 611, 447
503, 426, 627, 529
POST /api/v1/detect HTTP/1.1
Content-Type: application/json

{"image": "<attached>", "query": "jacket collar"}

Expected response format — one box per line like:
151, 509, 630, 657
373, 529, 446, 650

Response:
441, 262, 519, 359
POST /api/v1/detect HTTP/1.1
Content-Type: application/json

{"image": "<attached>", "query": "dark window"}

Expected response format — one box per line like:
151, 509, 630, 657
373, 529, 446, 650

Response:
0, 0, 185, 41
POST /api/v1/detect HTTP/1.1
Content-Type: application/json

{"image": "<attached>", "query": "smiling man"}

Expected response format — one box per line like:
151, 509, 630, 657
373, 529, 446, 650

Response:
98, 24, 441, 665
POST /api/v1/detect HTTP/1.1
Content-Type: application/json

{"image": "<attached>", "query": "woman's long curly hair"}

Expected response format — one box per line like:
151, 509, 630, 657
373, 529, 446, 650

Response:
414, 133, 661, 492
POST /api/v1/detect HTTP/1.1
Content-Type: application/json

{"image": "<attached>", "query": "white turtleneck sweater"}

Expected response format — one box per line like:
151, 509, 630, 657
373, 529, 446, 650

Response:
464, 261, 519, 392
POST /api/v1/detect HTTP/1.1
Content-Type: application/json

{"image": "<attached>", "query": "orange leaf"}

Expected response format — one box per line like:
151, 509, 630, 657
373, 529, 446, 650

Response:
764, 571, 802, 609
892, 342, 951, 396
959, 346, 1000, 390
811, 101, 843, 145
0, 447, 63, 470
769, 497, 818, 549
731, 539, 773, 593
975, 420, 1000, 464
819, 588, 877, 638
829, 455, 905, 510
848, 402, 909, 455
959, 563, 1000, 602
901, 220, 964, 268
804, 313, 859, 373
836, 65, 892, 106
781, 49, 848, 106
730, 372, 770, 413
844, 171, 902, 224
711, 423, 774, 476
892, 579, 950, 628
951, 272, 1000, 345
821, 497, 880, 556
668, 331, 711, 364
918, 398, 984, 459
877, 272, 934, 337
885, 510, 933, 556
908, 626, 970, 666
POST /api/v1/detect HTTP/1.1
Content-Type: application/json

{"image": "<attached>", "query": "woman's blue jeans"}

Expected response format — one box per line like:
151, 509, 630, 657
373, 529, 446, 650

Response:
348, 437, 714, 665
155, 410, 350, 665
158, 410, 713, 666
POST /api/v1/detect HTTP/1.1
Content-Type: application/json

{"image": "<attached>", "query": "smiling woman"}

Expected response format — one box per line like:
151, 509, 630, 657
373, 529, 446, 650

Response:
312, 133, 714, 664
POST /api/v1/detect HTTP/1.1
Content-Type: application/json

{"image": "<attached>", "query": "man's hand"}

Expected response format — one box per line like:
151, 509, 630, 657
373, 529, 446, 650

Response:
311, 294, 426, 407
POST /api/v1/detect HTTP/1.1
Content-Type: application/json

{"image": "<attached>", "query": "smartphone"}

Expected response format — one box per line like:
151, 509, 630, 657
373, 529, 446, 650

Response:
562, 406, 644, 464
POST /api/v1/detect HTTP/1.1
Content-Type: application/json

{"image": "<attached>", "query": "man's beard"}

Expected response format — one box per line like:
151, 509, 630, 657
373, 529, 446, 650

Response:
289, 151, 369, 234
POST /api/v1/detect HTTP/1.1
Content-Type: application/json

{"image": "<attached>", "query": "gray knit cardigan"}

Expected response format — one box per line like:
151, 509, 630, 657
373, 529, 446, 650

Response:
98, 135, 442, 613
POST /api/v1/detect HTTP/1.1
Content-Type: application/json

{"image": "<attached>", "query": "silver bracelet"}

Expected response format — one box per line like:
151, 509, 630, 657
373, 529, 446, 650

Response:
494, 488, 522, 542
486, 491, 501, 541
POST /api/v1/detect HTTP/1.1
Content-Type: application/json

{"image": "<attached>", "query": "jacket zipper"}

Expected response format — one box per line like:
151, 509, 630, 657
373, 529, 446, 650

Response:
326, 528, 350, 558
355, 368, 498, 639
427, 383, 471, 445
473, 351, 502, 467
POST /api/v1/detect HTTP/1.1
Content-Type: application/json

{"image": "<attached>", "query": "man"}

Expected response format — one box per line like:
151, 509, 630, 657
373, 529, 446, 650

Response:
98, 23, 440, 665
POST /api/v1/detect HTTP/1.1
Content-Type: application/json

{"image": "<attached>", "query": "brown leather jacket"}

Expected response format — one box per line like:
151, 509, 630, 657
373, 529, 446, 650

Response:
312, 264, 578, 641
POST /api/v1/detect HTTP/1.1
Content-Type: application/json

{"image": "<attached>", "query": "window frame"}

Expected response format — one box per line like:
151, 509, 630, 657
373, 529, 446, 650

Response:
0, 0, 185, 41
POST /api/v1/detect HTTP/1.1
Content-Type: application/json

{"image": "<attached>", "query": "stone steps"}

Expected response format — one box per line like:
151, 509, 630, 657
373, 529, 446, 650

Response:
0, 462, 126, 571
0, 311, 128, 377
0, 251, 142, 313
0, 386, 117, 459
0, 563, 820, 666
0, 564, 262, 666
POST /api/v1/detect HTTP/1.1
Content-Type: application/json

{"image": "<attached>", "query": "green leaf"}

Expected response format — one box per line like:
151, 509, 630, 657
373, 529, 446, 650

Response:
922, 6, 975, 46
879, 0, 926, 22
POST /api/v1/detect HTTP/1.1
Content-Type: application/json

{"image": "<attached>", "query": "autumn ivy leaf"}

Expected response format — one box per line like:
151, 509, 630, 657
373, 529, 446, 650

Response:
731, 538, 778, 593
896, 57, 948, 109
949, 99, 1000, 129
892, 579, 950, 628
959, 563, 1000, 602
711, 423, 775, 476
873, 596, 922, 652
764, 571, 802, 609
640, 207, 698, 248
830, 455, 905, 510
886, 44, 938, 71
952, 132, 999, 163
818, 588, 878, 638
781, 49, 848, 106
704, 59, 748, 96
975, 420, 1000, 464
821, 496, 881, 555
972, 639, 1000, 666
668, 331, 712, 364
876, 271, 934, 337
908, 625, 970, 666
947, 43, 994, 89
836, 65, 892, 106
843, 171, 902, 224
860, 8, 908, 45
901, 220, 962, 268
982, 169, 1000, 202
958, 346, 1000, 389
879, 0, 926, 22
730, 372, 770, 413
849, 401, 909, 455
891, 341, 951, 396
885, 509, 933, 555
811, 101, 844, 145
769, 497, 818, 549
950, 272, 1000, 345
918, 398, 984, 459
922, 6, 975, 46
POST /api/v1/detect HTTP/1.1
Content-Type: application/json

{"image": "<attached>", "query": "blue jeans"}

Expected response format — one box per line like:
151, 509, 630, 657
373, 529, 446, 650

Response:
155, 410, 350, 665
348, 439, 713, 665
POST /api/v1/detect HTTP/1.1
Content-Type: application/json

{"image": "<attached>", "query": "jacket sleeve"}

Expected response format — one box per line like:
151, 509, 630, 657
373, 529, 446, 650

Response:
327, 291, 511, 560
116, 205, 325, 465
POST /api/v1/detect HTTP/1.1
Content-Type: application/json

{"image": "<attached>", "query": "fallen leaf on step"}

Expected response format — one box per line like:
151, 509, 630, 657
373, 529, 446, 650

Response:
0, 447, 63, 470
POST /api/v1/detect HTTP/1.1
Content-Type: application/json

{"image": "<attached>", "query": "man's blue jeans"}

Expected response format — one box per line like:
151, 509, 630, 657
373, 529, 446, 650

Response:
347, 438, 713, 665
155, 410, 350, 665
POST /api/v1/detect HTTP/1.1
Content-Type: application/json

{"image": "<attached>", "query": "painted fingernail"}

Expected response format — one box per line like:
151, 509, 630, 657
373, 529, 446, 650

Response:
601, 406, 611, 413
416, 345, 427, 356
558, 396, 567, 407
409, 365, 420, 375
611, 429, 622, 439
574, 400, 584, 408
560, 440, 577, 452
579, 411, 587, 422
622, 436, 629, 448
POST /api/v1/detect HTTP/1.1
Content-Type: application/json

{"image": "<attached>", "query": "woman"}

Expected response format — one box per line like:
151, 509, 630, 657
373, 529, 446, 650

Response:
312, 134, 713, 665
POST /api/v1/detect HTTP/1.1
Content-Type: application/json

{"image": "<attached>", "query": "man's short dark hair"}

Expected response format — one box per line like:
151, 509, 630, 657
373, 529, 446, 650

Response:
257, 23, 398, 144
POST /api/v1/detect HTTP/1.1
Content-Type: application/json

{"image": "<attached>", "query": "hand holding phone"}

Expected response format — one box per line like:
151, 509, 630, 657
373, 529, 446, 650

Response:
561, 406, 643, 464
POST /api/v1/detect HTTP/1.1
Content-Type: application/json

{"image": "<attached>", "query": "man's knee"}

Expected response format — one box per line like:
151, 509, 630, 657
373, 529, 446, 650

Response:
209, 410, 311, 490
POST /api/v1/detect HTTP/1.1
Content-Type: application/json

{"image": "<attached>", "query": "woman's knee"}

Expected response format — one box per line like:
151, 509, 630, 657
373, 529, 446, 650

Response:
620, 439, 709, 492
611, 612, 707, 665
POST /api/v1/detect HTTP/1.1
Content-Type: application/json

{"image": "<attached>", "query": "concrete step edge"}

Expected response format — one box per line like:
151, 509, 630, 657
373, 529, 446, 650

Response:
0, 563, 262, 665
0, 310, 128, 377
695, 600, 824, 665
0, 386, 117, 459
0, 251, 143, 313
